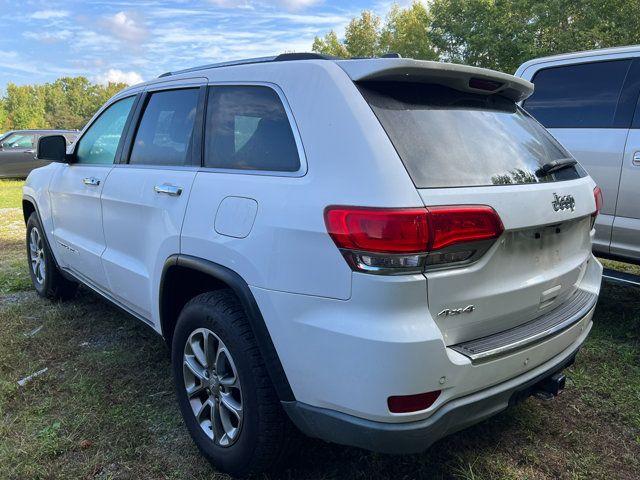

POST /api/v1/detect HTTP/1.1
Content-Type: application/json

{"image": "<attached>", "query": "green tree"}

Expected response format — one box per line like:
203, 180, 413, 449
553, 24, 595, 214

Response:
313, 0, 640, 73
312, 30, 349, 57
0, 99, 8, 132
0, 77, 129, 132
5, 83, 47, 129
344, 11, 384, 58
312, 10, 384, 58
430, 0, 640, 73
380, 2, 438, 60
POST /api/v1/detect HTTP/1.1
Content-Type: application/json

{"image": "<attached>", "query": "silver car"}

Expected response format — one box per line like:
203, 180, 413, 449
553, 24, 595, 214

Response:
516, 46, 640, 264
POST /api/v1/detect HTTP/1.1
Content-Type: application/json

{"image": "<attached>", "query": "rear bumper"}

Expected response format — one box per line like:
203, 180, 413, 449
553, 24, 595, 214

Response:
282, 322, 590, 454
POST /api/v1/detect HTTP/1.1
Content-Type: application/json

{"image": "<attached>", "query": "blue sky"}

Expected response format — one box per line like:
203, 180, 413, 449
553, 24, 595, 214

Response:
0, 0, 411, 89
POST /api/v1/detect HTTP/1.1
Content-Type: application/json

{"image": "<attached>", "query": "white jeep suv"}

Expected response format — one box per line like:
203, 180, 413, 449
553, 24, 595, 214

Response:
24, 53, 602, 476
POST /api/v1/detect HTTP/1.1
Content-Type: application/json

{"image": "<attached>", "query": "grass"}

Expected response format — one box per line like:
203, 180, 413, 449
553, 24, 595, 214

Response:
600, 258, 640, 276
0, 180, 30, 294
0, 181, 639, 479
0, 179, 23, 209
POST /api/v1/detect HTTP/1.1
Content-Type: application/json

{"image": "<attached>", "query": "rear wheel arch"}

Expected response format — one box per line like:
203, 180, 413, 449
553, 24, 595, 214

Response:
159, 254, 294, 402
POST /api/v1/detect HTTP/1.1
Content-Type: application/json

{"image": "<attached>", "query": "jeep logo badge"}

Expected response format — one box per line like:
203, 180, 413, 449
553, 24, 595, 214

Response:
552, 193, 575, 212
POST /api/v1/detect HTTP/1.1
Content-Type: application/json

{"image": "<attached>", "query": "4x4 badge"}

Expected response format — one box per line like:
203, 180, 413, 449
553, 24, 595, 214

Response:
438, 305, 475, 317
552, 193, 575, 212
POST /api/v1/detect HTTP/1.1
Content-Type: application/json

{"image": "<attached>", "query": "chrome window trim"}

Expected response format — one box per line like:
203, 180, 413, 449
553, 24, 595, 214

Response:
112, 164, 200, 172
201, 81, 308, 178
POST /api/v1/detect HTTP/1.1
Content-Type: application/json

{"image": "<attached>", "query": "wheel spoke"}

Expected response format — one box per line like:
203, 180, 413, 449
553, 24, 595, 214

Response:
211, 399, 225, 443
219, 391, 242, 421
38, 260, 45, 281
203, 330, 216, 372
186, 381, 206, 398
190, 335, 208, 369
218, 373, 238, 388
184, 355, 207, 381
195, 398, 208, 421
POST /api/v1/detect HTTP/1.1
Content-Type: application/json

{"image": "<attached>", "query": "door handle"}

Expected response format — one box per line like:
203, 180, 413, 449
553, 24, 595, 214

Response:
24, 149, 35, 154
154, 184, 183, 196
82, 177, 100, 186
633, 151, 640, 166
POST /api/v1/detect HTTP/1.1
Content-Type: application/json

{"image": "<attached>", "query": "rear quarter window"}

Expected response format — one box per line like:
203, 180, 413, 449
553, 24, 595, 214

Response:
359, 81, 586, 189
204, 85, 301, 173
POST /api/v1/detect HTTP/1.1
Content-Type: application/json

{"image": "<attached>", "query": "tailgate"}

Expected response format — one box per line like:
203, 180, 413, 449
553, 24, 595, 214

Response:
420, 179, 595, 345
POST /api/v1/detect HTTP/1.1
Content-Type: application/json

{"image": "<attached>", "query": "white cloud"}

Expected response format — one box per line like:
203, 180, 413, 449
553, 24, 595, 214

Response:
0, 50, 18, 61
207, 0, 254, 7
279, 0, 323, 10
30, 10, 70, 20
207, 0, 323, 11
101, 11, 147, 44
23, 30, 73, 43
95, 69, 144, 85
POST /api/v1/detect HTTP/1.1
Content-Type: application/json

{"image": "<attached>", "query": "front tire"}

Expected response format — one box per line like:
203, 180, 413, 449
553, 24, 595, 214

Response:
26, 213, 78, 300
172, 290, 292, 477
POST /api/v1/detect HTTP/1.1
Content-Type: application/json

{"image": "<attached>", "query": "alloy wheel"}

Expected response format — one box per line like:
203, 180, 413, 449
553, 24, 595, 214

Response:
29, 227, 45, 285
183, 328, 243, 447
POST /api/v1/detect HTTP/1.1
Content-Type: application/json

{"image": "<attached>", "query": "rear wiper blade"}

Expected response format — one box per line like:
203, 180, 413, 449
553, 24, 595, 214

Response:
536, 158, 577, 177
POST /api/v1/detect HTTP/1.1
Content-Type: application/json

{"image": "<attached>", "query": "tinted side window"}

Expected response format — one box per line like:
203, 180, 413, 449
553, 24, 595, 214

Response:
3, 133, 35, 149
524, 60, 631, 128
205, 86, 300, 172
76, 96, 135, 165
129, 89, 199, 166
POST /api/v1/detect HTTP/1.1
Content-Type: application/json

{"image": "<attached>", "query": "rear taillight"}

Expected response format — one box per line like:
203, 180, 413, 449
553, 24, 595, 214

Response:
324, 205, 503, 274
592, 186, 603, 228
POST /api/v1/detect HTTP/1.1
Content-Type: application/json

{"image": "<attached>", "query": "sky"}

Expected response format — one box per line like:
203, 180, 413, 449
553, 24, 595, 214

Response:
0, 0, 412, 89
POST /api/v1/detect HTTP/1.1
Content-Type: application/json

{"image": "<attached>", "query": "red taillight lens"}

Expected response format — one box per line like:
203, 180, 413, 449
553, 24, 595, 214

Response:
388, 390, 441, 413
427, 206, 504, 251
324, 205, 504, 274
593, 186, 603, 218
324, 207, 430, 254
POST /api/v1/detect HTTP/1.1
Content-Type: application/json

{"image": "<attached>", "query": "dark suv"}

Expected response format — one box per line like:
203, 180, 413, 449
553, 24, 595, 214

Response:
0, 130, 78, 178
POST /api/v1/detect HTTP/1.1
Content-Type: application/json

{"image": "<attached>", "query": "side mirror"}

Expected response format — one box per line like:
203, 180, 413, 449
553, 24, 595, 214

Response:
37, 135, 69, 163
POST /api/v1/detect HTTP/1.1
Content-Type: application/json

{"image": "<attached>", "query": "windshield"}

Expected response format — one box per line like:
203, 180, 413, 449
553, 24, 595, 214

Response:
358, 81, 586, 189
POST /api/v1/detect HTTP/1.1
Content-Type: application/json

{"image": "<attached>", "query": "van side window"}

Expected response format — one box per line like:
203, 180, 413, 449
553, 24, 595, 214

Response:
205, 85, 300, 172
524, 60, 631, 129
129, 88, 199, 166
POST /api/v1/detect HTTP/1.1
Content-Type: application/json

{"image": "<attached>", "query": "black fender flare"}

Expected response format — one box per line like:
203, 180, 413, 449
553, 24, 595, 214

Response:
160, 254, 295, 402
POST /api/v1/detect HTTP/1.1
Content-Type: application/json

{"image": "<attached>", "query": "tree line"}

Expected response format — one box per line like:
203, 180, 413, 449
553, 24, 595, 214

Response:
313, 0, 640, 73
3, 0, 639, 133
0, 77, 127, 132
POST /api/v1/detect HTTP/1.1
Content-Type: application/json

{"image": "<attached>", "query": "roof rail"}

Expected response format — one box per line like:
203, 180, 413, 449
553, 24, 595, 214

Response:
157, 52, 341, 78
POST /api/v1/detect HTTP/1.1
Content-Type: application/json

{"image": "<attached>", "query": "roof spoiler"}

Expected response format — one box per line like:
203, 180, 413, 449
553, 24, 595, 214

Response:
337, 59, 534, 103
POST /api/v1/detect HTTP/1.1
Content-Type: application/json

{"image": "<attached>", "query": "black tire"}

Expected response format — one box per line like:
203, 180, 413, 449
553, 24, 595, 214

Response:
26, 212, 78, 301
172, 290, 293, 477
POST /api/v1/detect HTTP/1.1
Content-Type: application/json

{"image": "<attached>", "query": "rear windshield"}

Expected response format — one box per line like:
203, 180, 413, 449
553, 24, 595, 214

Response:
358, 82, 586, 188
